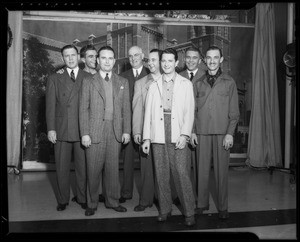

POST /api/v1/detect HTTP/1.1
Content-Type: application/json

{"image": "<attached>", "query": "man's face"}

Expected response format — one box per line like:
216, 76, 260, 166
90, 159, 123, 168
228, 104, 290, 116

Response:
62, 47, 79, 69
97, 49, 115, 72
205, 49, 223, 72
147, 52, 160, 74
128, 47, 144, 69
184, 50, 201, 71
161, 53, 178, 75
82, 50, 97, 69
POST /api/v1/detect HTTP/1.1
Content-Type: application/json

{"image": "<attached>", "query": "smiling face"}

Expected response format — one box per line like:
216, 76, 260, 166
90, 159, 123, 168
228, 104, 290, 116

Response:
205, 49, 223, 74
147, 51, 160, 75
161, 53, 178, 75
97, 49, 115, 72
128, 46, 144, 69
184, 50, 201, 71
62, 47, 79, 69
82, 49, 97, 69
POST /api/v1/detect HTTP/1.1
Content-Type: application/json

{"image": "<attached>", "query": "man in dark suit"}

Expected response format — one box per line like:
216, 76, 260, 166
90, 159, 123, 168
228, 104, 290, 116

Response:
179, 47, 206, 198
79, 46, 131, 216
46, 44, 91, 211
119, 46, 150, 203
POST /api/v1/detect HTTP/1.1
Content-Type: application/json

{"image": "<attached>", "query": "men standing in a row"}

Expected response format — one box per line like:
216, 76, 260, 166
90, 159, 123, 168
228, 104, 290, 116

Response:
80, 46, 131, 216
46, 44, 91, 211
191, 45, 239, 220
132, 49, 162, 211
179, 47, 205, 197
119, 46, 150, 203
142, 48, 196, 226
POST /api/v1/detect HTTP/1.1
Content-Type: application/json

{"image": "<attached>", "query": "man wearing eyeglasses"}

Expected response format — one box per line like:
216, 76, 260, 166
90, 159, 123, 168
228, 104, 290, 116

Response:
119, 46, 150, 204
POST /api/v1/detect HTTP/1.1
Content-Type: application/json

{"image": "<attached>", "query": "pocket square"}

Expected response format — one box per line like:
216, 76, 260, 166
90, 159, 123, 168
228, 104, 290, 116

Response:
120, 86, 124, 89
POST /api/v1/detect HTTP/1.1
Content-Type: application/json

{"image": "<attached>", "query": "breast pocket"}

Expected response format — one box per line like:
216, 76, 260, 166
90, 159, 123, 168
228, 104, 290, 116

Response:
217, 90, 229, 104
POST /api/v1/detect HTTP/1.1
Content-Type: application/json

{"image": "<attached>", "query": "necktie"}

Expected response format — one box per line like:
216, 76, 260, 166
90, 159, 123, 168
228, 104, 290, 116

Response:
70, 70, 75, 82
105, 73, 109, 81
135, 70, 139, 80
206, 68, 222, 88
190, 72, 194, 81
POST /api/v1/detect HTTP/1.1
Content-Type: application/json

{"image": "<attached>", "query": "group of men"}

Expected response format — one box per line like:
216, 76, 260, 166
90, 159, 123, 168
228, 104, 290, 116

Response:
46, 43, 239, 227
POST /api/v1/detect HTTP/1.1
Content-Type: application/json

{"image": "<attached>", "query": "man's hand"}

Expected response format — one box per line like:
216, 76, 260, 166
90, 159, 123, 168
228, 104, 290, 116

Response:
134, 134, 142, 145
190, 133, 198, 148
122, 133, 131, 144
47, 130, 57, 144
142, 139, 150, 155
175, 135, 188, 150
82, 135, 91, 148
223, 134, 233, 150
56, 68, 64, 74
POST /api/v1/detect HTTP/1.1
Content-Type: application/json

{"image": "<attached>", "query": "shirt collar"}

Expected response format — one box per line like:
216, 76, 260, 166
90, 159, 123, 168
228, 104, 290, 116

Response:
67, 67, 79, 77
100, 70, 112, 80
163, 73, 176, 83
133, 66, 143, 76
189, 68, 198, 76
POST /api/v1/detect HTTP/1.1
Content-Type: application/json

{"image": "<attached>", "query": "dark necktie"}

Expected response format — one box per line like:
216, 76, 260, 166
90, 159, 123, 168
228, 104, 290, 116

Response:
105, 73, 109, 81
135, 70, 139, 80
70, 70, 75, 82
206, 69, 222, 88
190, 72, 194, 81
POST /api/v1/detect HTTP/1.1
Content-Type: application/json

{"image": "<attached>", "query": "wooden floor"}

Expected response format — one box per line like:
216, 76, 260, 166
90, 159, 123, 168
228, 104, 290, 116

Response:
4, 165, 298, 239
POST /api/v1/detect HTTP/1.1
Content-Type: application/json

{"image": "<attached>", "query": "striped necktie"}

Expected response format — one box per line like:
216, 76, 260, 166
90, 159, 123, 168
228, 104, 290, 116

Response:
70, 70, 75, 82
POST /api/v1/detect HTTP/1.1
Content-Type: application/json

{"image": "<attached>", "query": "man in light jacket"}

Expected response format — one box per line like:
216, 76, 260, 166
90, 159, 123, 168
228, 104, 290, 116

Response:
142, 48, 196, 227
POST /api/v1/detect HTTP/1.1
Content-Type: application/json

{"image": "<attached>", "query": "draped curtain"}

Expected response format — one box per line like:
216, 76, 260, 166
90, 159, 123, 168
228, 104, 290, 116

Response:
246, 3, 282, 168
7, 11, 23, 173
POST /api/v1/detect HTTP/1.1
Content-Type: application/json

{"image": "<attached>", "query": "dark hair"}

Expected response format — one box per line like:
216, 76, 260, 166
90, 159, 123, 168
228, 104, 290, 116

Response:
80, 45, 97, 58
161, 48, 178, 61
185, 47, 201, 56
206, 45, 223, 57
150, 48, 163, 61
98, 45, 115, 57
61, 44, 78, 55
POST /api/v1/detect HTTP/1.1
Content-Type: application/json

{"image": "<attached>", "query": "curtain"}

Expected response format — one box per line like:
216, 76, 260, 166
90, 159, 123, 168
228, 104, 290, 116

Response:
7, 11, 23, 173
246, 3, 282, 168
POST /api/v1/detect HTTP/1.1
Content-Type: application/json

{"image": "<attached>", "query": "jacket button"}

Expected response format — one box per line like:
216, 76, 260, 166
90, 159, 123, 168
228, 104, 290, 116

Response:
161, 118, 163, 120
67, 104, 70, 107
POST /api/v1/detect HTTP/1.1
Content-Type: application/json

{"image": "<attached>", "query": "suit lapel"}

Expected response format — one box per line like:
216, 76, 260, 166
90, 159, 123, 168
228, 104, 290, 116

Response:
112, 73, 121, 99
92, 72, 105, 100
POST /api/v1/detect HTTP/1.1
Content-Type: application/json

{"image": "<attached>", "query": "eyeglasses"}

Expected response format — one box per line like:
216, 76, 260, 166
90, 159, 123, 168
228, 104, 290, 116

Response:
129, 53, 141, 59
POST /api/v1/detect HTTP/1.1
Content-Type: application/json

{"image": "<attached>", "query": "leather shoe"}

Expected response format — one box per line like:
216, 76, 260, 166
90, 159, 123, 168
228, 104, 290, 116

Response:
85, 207, 97, 216
134, 204, 152, 212
157, 212, 171, 222
184, 215, 196, 227
99, 194, 105, 203
56, 203, 68, 211
119, 196, 132, 203
219, 210, 229, 220
71, 196, 87, 209
195, 206, 209, 215
106, 205, 127, 212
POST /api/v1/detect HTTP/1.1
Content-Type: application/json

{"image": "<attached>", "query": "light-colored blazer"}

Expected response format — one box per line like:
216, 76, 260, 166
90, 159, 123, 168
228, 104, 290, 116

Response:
79, 72, 131, 143
143, 73, 195, 144
132, 74, 157, 137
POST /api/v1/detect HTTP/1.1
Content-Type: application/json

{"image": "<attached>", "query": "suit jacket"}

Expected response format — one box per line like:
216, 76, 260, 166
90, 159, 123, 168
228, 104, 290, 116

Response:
46, 68, 92, 142
79, 72, 131, 143
193, 72, 240, 135
143, 73, 195, 144
120, 66, 150, 103
179, 68, 205, 84
132, 74, 157, 137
